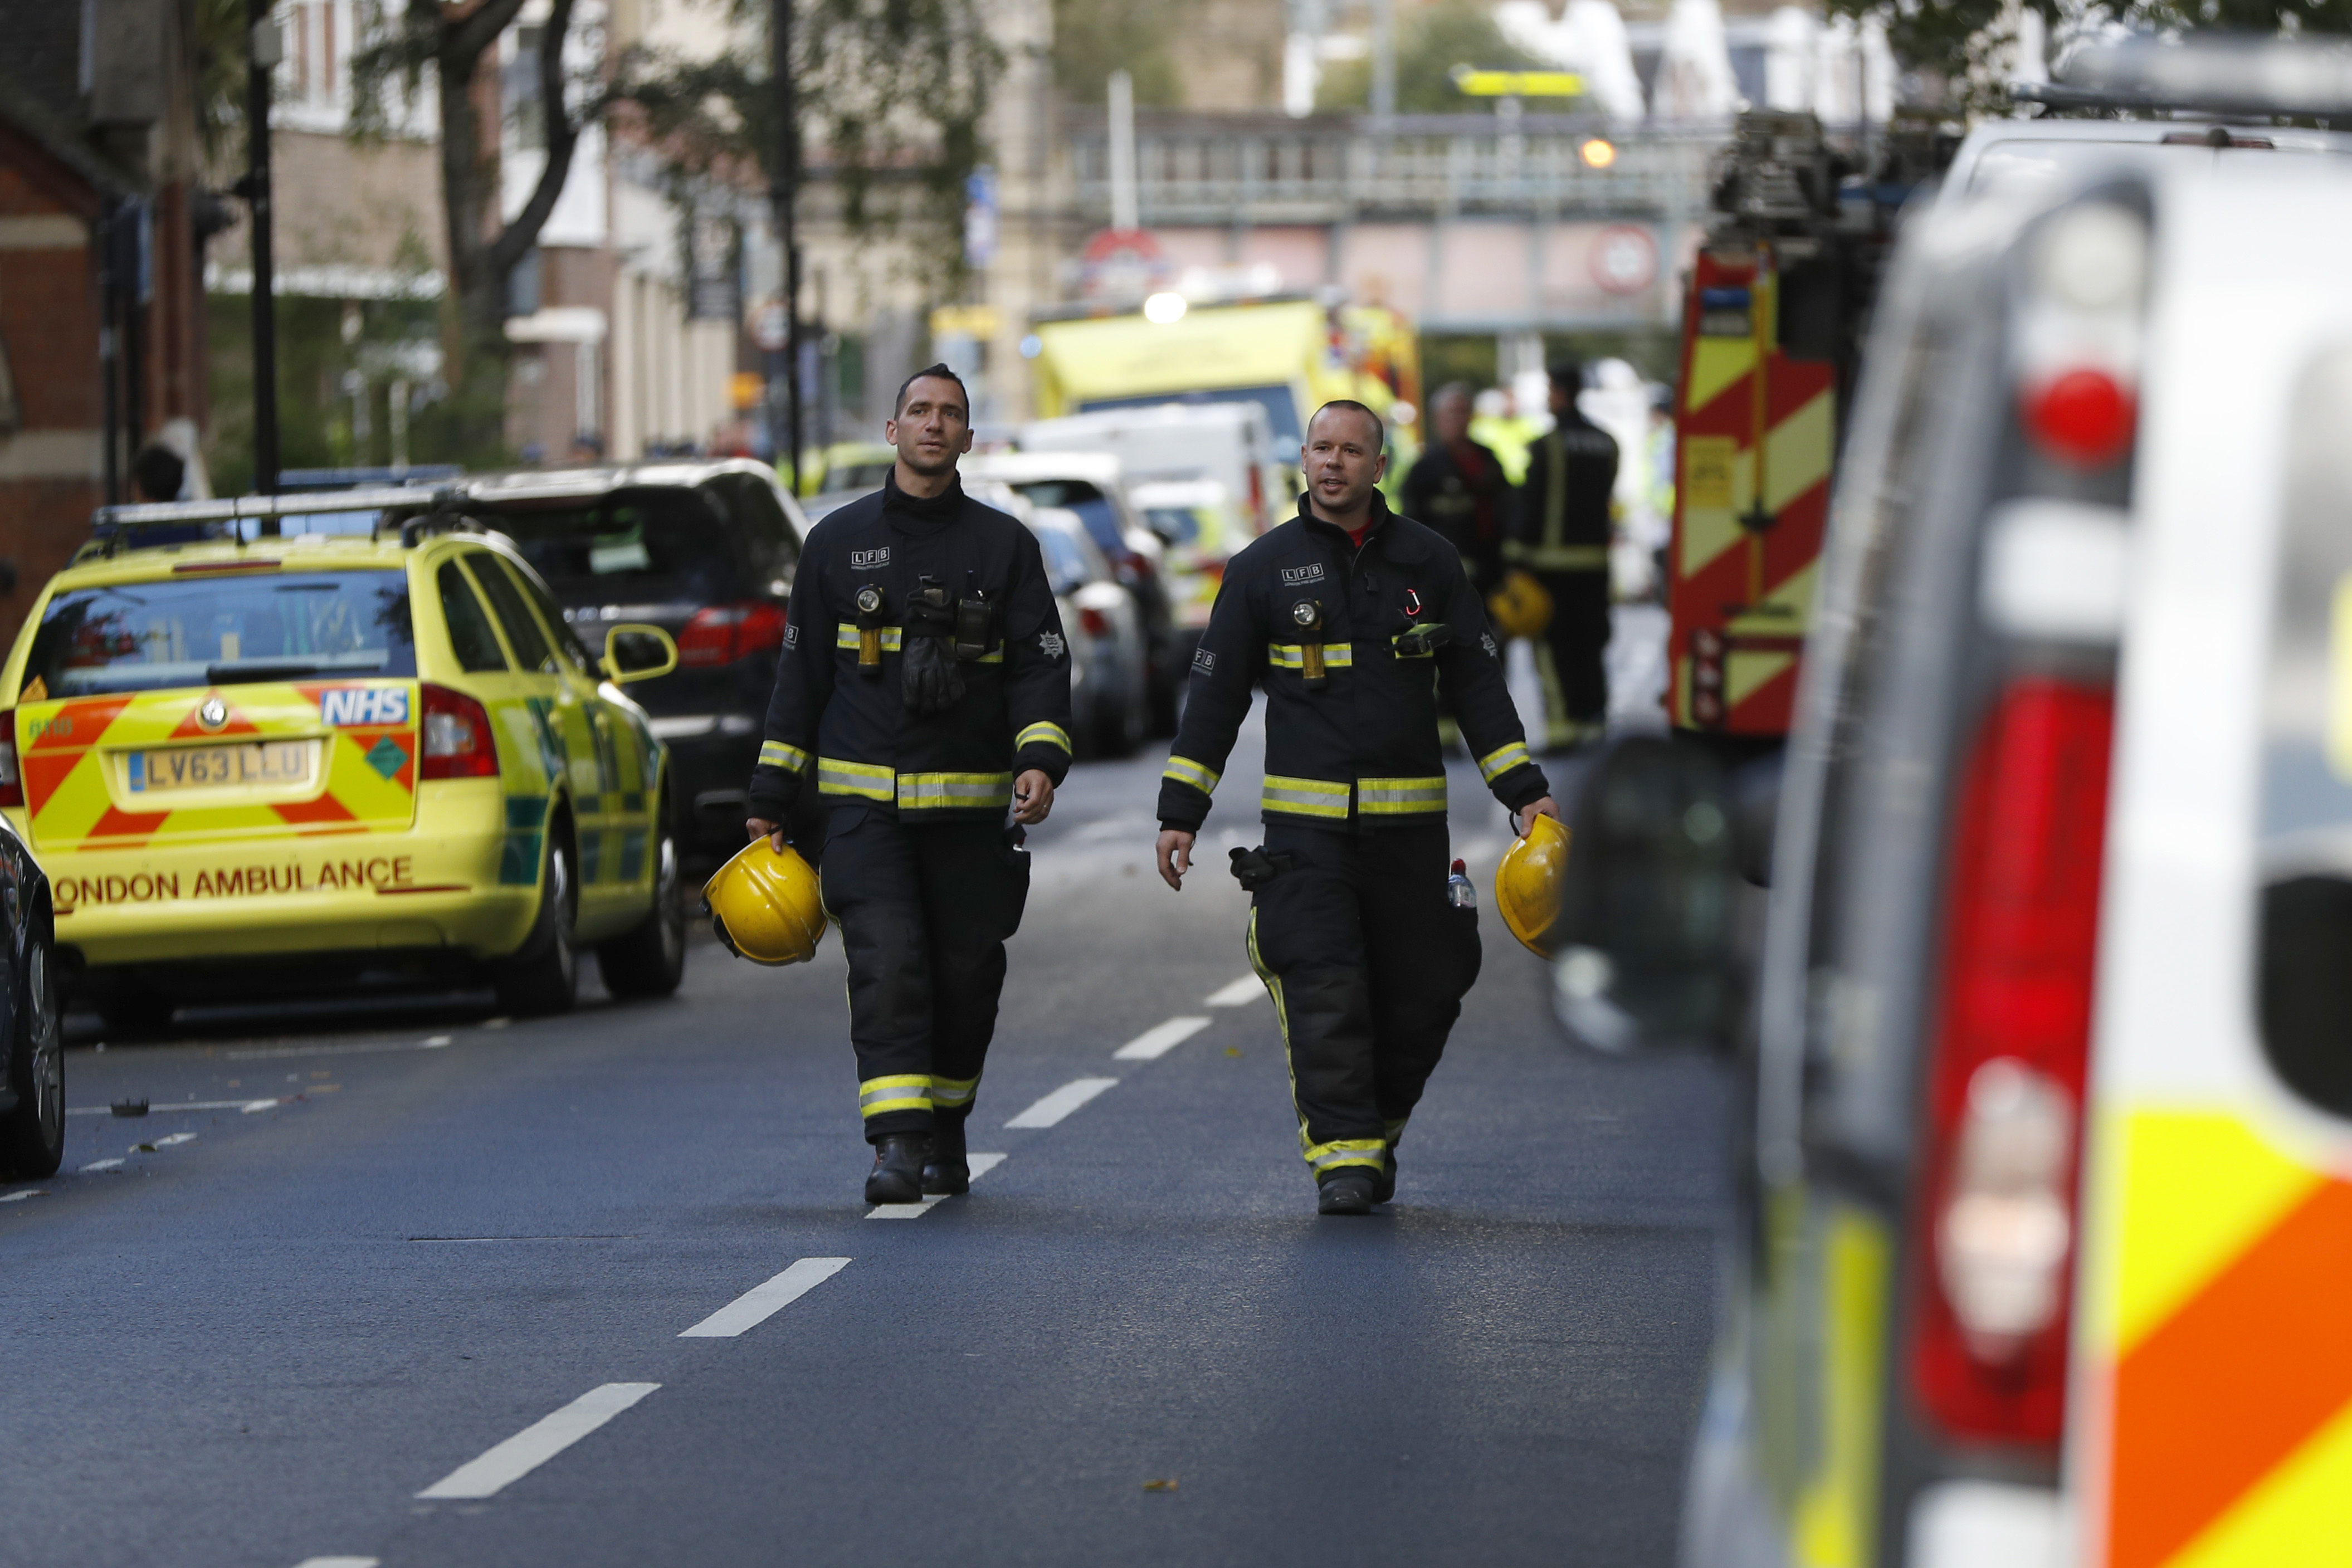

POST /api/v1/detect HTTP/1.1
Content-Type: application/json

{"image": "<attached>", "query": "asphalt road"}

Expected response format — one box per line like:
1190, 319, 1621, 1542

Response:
0, 720, 1731, 1568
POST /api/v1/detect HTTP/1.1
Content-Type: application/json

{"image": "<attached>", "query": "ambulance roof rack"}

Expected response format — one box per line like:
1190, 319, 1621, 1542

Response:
2017, 36, 2352, 119
85, 486, 461, 559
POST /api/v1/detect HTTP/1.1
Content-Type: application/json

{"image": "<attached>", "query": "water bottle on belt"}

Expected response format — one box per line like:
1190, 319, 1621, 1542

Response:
1447, 858, 1476, 910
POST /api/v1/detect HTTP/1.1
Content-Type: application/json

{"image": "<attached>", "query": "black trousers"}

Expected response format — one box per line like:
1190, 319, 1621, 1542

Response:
1533, 567, 1611, 745
1244, 822, 1481, 1181
817, 807, 1032, 1142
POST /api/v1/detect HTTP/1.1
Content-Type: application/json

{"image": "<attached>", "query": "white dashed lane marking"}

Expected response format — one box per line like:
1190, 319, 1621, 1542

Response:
1205, 976, 1263, 1007
679, 1257, 851, 1337
80, 1159, 124, 1174
68, 1098, 277, 1116
292, 1557, 380, 1567
866, 1152, 1008, 1220
1004, 1079, 1118, 1130
1, 1189, 45, 1203
1114, 1017, 1212, 1061
415, 1383, 661, 1501
155, 1132, 197, 1146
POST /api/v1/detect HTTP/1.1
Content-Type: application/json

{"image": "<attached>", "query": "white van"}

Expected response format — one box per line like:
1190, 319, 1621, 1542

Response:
1019, 402, 1288, 534
1551, 40, 2352, 1568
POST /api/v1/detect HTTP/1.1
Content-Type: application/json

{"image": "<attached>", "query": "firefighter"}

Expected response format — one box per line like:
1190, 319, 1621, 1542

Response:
1154, 400, 1558, 1216
1507, 362, 1620, 750
745, 364, 1074, 1205
1400, 382, 1511, 594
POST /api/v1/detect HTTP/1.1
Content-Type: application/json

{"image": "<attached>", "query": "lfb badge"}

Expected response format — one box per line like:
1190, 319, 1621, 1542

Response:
198, 696, 228, 730
1039, 631, 1066, 658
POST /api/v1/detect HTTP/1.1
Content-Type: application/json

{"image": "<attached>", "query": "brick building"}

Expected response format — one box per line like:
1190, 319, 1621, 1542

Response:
0, 0, 208, 647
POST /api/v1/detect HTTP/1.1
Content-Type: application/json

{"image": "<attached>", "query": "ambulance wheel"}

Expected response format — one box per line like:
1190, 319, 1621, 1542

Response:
496, 824, 578, 1017
598, 817, 686, 1000
0, 930, 63, 1180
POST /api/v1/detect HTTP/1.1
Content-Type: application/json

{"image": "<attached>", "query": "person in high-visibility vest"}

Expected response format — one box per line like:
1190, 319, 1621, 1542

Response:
1505, 363, 1620, 749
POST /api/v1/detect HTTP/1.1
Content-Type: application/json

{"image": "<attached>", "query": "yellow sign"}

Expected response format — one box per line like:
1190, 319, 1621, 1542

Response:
1453, 69, 1584, 97
1685, 436, 1739, 511
930, 304, 1001, 339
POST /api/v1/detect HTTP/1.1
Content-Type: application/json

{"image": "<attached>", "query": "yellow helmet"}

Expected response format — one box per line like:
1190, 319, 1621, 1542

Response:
1486, 570, 1554, 640
702, 838, 827, 966
1495, 812, 1573, 958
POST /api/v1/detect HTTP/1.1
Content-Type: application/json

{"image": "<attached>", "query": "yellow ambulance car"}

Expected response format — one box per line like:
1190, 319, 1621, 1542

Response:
0, 501, 685, 1028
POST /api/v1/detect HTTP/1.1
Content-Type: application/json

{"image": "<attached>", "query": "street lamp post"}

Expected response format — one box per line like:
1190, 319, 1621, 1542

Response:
245, 0, 281, 507
771, 0, 802, 493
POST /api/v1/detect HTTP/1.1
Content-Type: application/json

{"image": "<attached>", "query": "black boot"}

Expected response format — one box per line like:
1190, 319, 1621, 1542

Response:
923, 1116, 970, 1196
1370, 1151, 1396, 1205
1317, 1169, 1378, 1216
865, 1134, 929, 1204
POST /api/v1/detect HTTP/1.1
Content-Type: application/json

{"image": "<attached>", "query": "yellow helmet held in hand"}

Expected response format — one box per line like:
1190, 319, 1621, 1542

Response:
704, 837, 827, 965
1486, 569, 1554, 640
1495, 812, 1573, 959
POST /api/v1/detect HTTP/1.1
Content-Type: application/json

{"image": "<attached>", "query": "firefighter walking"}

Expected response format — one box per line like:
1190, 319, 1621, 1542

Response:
1154, 400, 1557, 1215
1507, 362, 1621, 749
746, 364, 1074, 1204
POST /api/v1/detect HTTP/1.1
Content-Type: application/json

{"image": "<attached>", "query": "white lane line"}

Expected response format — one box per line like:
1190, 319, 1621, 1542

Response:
155, 1132, 197, 1147
69, 1099, 268, 1116
242, 1098, 284, 1114
1115, 1017, 1212, 1061
1, 1189, 46, 1203
866, 1152, 1008, 1220
293, 1558, 380, 1567
224, 1038, 451, 1062
423, 1034, 453, 1047
679, 1257, 850, 1338
80, 1158, 125, 1173
415, 1383, 661, 1501
1004, 1079, 1118, 1130
1205, 975, 1263, 1007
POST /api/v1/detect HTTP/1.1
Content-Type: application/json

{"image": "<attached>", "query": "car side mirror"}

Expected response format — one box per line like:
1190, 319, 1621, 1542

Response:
1549, 734, 1740, 1052
602, 623, 679, 685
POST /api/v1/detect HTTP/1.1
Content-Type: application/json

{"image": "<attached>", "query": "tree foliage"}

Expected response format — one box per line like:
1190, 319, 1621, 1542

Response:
1052, 0, 1183, 110
1315, 0, 1548, 114
610, 0, 999, 293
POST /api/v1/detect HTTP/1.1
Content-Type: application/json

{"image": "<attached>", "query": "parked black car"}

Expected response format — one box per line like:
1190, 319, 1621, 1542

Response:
0, 815, 62, 1180
450, 461, 813, 858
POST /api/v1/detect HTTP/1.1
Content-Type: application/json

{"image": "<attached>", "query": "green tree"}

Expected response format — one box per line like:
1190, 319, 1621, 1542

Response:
1316, 0, 1548, 114
1052, 0, 1183, 109
611, 0, 1000, 296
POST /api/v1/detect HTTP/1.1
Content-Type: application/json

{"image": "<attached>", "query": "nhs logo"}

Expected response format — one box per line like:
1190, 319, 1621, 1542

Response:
320, 687, 410, 727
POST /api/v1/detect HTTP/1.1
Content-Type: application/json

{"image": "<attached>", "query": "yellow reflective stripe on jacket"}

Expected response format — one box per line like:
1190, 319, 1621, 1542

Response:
1014, 721, 1071, 755
1304, 1136, 1389, 1174
928, 1073, 979, 1110
1262, 775, 1351, 820
759, 740, 811, 773
1163, 754, 1220, 794
832, 623, 1002, 661
896, 771, 1014, 811
859, 1074, 931, 1117
1357, 775, 1447, 815
1477, 740, 1534, 783
817, 756, 895, 800
1266, 643, 1355, 670
1503, 543, 1609, 571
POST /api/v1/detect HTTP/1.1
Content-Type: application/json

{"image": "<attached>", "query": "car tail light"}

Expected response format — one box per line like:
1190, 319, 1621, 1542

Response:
1913, 677, 2114, 1447
419, 684, 498, 780
1079, 607, 1111, 638
0, 711, 19, 808
679, 602, 787, 668
2022, 369, 2135, 467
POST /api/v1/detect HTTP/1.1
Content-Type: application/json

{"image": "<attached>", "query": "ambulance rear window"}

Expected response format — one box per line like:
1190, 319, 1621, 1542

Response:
24, 570, 417, 697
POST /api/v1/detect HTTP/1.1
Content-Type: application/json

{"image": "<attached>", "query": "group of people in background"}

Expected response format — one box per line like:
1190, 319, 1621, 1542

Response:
1401, 362, 1633, 752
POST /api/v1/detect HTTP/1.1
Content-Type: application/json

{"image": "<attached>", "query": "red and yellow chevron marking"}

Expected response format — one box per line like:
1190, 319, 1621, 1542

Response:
1668, 246, 1836, 736
18, 683, 418, 854
2083, 1111, 2352, 1567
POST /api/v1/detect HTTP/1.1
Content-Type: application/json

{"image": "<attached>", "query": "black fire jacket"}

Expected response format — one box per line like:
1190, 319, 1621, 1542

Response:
746, 472, 1073, 825
1156, 492, 1548, 834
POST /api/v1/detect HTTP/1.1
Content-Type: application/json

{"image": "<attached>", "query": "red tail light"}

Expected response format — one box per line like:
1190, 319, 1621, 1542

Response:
419, 684, 498, 780
678, 602, 788, 668
1079, 607, 1111, 638
1913, 677, 2114, 1446
0, 711, 19, 808
2023, 369, 2135, 467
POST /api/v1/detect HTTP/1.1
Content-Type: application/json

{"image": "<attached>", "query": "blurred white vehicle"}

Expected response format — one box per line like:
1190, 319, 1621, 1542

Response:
1020, 402, 1288, 534
1126, 478, 1243, 636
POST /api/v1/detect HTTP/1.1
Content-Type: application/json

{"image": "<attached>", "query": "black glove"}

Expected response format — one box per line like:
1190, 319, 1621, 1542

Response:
902, 634, 966, 714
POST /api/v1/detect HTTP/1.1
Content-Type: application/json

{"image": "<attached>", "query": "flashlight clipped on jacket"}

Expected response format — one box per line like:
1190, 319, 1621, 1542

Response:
1294, 600, 1327, 689
855, 584, 885, 673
